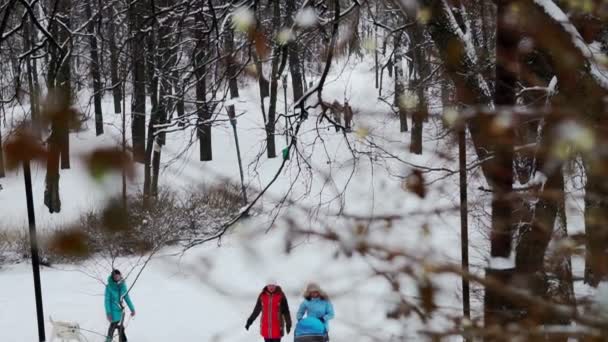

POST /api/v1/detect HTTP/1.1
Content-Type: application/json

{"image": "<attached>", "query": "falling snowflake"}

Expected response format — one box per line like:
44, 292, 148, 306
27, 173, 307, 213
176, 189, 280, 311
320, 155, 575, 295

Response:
355, 126, 370, 139
399, 91, 419, 110
295, 7, 317, 28
552, 120, 595, 159
442, 107, 459, 128
277, 28, 295, 45
232, 7, 255, 33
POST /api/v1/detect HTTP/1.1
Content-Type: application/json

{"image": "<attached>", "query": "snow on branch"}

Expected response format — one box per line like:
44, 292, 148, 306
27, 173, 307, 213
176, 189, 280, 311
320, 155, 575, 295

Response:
533, 0, 608, 90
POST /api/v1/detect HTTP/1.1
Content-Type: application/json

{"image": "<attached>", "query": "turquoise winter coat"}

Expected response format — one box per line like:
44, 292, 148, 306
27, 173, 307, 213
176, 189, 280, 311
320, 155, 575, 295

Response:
296, 298, 334, 332
104, 275, 135, 323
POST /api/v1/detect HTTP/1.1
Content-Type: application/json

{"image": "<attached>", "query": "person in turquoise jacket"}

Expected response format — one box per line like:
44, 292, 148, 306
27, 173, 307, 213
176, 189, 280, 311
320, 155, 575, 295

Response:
296, 283, 334, 340
105, 269, 135, 342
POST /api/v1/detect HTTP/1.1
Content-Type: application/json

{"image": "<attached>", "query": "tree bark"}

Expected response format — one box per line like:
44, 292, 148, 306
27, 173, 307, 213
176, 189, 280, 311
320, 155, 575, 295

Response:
85, 0, 103, 136
129, 0, 147, 163
195, 11, 212, 162
108, 4, 122, 114
266, 0, 281, 159
0, 124, 4, 178
23, 14, 39, 134
285, 0, 304, 105
409, 24, 428, 155
51, 0, 72, 170
393, 31, 408, 132
151, 0, 172, 199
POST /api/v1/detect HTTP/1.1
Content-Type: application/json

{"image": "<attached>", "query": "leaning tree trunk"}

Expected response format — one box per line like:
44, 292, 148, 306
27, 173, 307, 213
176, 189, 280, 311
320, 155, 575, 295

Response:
393, 31, 408, 132
85, 0, 103, 135
225, 25, 247, 204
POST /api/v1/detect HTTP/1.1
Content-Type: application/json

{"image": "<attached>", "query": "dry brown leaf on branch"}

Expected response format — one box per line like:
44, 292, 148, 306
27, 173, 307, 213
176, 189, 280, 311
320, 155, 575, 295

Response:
101, 199, 130, 233
83, 147, 134, 182
3, 126, 48, 170
403, 169, 426, 198
48, 229, 91, 259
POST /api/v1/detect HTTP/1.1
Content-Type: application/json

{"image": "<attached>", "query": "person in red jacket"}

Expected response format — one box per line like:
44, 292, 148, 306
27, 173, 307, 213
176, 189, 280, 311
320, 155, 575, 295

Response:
246, 281, 292, 342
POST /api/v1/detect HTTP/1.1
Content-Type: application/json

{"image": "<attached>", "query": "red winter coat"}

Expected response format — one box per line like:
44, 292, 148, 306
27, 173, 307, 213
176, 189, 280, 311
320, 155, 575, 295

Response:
247, 286, 292, 339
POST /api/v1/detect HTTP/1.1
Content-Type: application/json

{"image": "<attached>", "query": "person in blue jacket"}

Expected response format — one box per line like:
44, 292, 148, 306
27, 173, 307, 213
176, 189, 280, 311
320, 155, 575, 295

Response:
105, 269, 135, 342
296, 283, 334, 341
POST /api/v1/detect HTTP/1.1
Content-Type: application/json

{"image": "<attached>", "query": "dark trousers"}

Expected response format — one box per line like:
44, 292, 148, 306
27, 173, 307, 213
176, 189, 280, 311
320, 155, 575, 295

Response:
106, 321, 127, 342
264, 339, 281, 342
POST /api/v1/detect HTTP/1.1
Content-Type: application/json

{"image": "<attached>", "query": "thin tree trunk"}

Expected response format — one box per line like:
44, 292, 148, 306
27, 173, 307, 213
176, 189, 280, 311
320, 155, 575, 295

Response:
44, 129, 61, 213
409, 25, 427, 155
143, 0, 161, 204
54, 0, 72, 170
266, 0, 280, 159
484, 0, 517, 328
108, 4, 121, 114
175, 74, 185, 127
0, 124, 4, 178
23, 15, 39, 134
122, 81, 127, 209
224, 22, 247, 203
393, 31, 408, 132
129, 0, 146, 163
151, 0, 171, 198
226, 26, 239, 99
285, 0, 303, 105
193, 11, 212, 161
584, 164, 608, 286
85, 0, 103, 135
374, 1, 379, 89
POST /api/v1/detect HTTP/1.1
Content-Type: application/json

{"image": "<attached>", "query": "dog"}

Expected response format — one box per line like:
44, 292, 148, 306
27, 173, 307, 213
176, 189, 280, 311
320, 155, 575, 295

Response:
49, 316, 85, 342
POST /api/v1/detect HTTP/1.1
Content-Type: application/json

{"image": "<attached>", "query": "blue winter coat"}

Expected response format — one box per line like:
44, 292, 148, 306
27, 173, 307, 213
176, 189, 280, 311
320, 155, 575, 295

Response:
295, 317, 326, 337
296, 298, 334, 332
104, 276, 135, 323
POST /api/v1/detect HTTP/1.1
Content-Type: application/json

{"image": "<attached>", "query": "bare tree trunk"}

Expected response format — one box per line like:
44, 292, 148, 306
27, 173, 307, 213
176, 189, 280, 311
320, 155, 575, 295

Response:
85, 0, 103, 135
175, 74, 185, 127
23, 15, 39, 134
374, 1, 379, 89
484, 0, 517, 328
143, 0, 160, 204
266, 0, 280, 159
53, 0, 72, 170
225, 24, 247, 204
44, 126, 62, 213
151, 0, 172, 198
584, 163, 608, 286
393, 31, 408, 132
195, 10, 212, 162
108, 4, 122, 114
0, 123, 4, 178
43, 0, 72, 210
285, 0, 303, 104
129, 0, 146, 163
409, 25, 428, 155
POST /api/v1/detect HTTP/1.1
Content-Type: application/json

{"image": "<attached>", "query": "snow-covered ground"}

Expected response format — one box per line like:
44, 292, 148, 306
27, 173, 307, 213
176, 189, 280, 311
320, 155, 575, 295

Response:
0, 57, 553, 340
